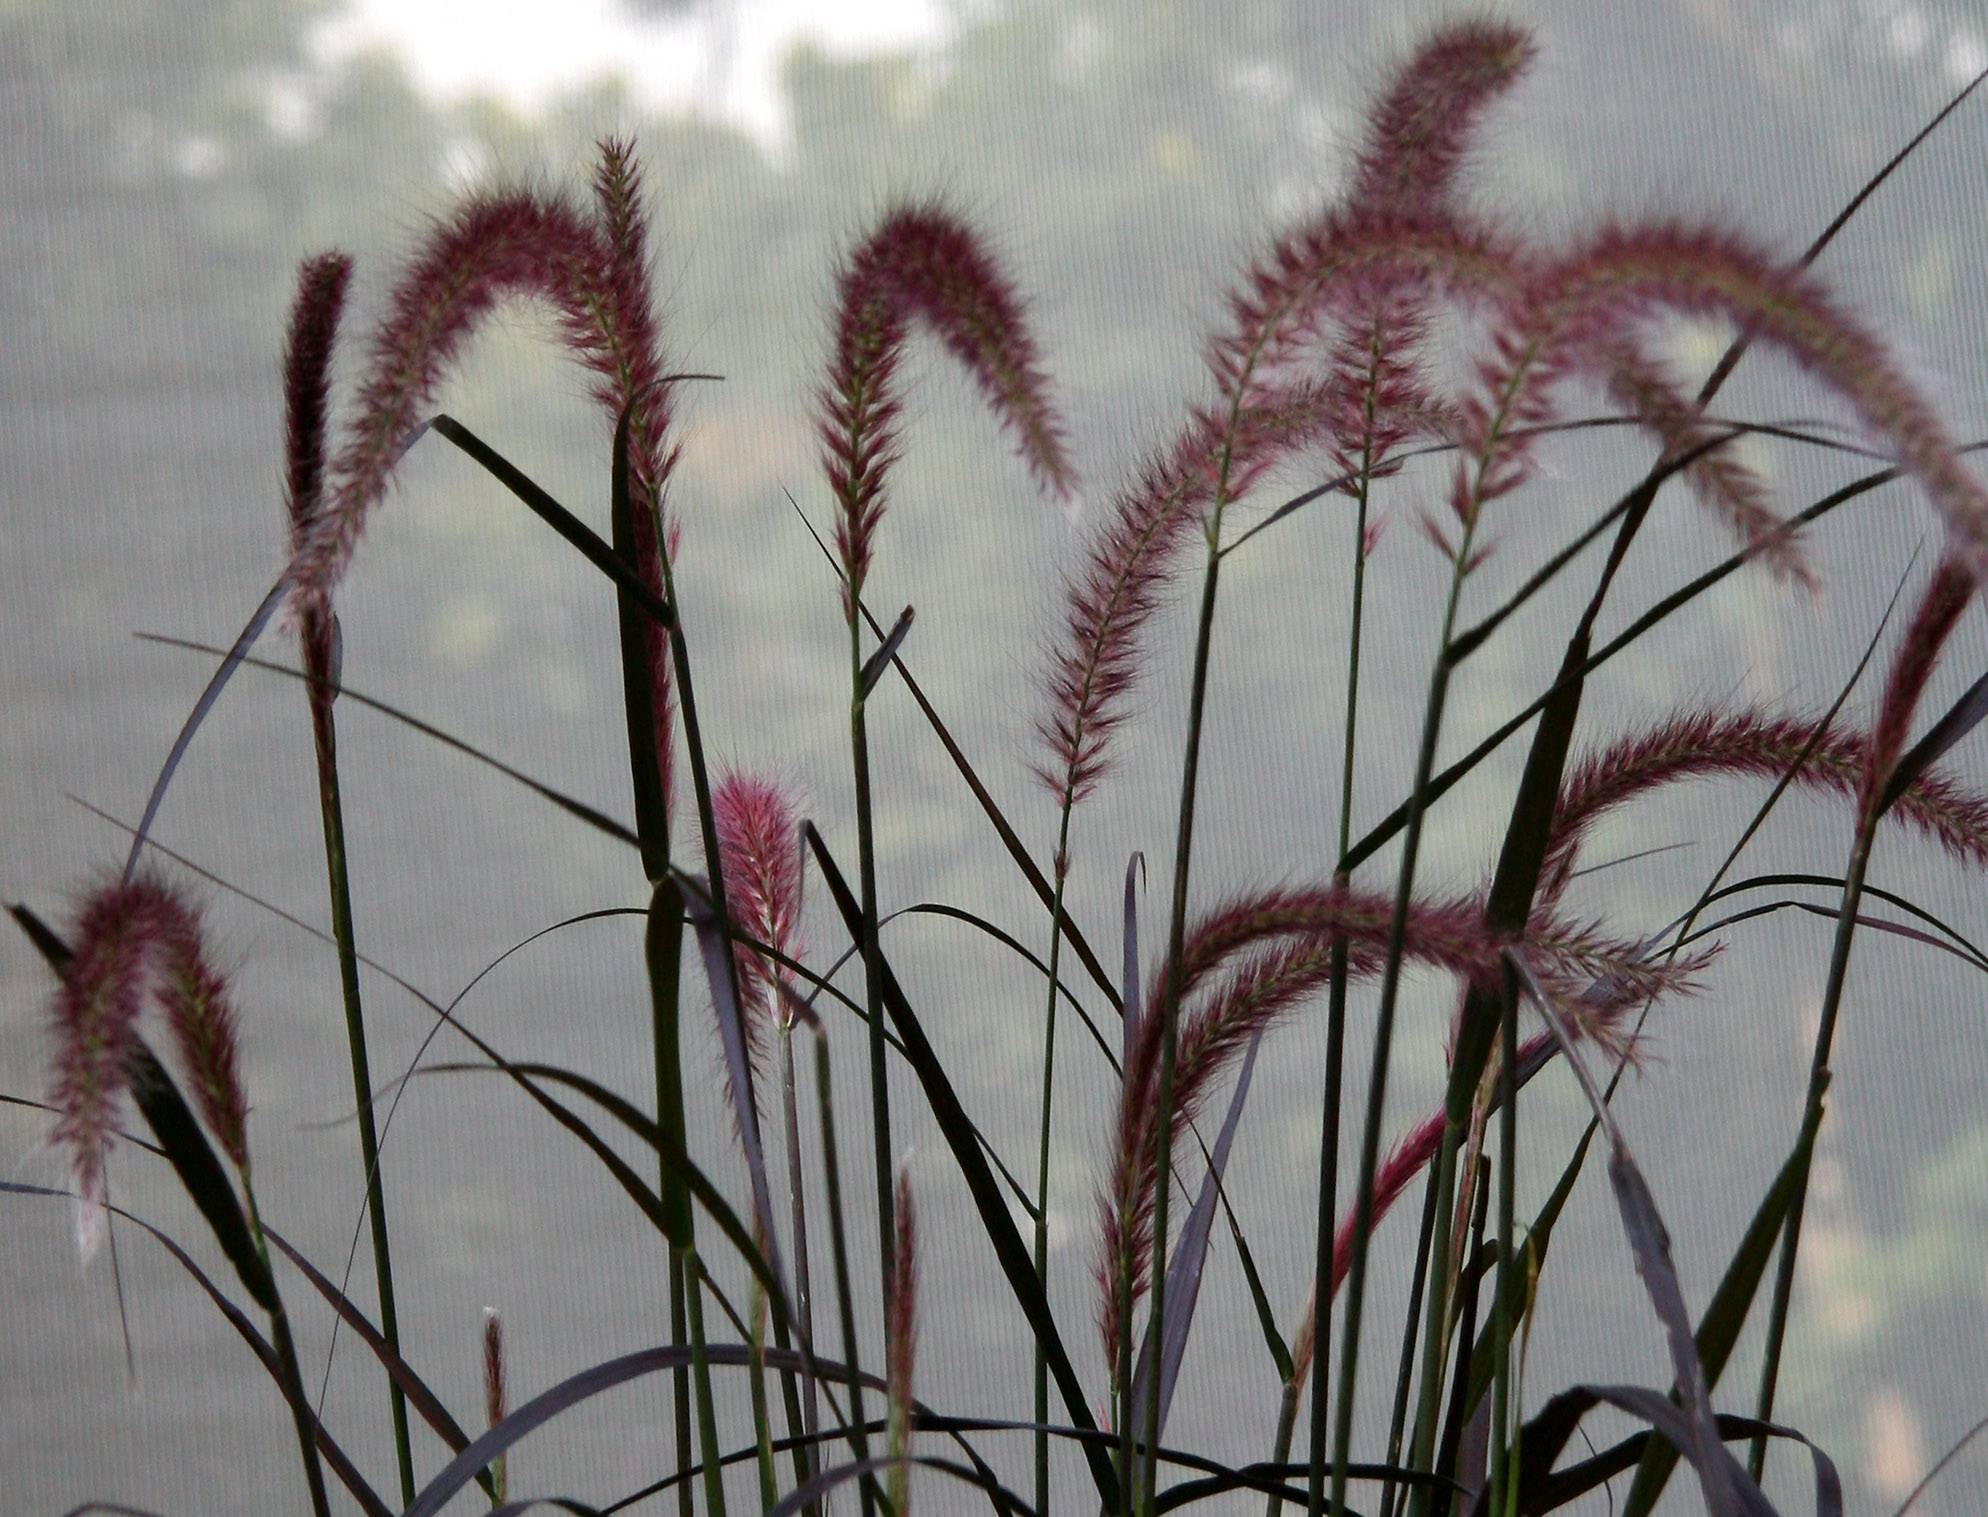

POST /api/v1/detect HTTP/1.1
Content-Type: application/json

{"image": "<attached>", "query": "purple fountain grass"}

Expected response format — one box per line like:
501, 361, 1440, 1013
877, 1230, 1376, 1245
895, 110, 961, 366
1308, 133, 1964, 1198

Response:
592, 139, 682, 821
286, 156, 685, 816
1093, 897, 1706, 1363
1473, 222, 1988, 582
1286, 1099, 1453, 1393
1540, 705, 1988, 902
482, 1306, 506, 1429
712, 770, 808, 1070
1341, 20, 1536, 219
45, 876, 250, 1256
1862, 552, 1977, 816
1597, 335, 1814, 588
1165, 879, 1703, 1015
1038, 14, 1535, 812
886, 1169, 920, 1515
817, 200, 1074, 616
281, 252, 353, 550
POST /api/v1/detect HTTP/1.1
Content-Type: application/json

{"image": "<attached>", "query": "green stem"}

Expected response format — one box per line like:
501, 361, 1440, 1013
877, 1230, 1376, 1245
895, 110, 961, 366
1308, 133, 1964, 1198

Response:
815, 1020, 884, 1517
850, 609, 898, 1309
301, 626, 415, 1507
749, 1271, 779, 1511
1034, 811, 1075, 1517
243, 1179, 331, 1517
1749, 817, 1875, 1478
1305, 442, 1375, 1517
683, 1250, 730, 1517
1331, 547, 1473, 1517
1489, 974, 1519, 1513
1140, 540, 1225, 1516
1267, 1378, 1303, 1517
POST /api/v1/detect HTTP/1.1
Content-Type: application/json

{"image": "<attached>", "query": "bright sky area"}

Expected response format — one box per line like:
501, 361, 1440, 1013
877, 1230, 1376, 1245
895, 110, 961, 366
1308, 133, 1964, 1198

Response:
310, 0, 952, 147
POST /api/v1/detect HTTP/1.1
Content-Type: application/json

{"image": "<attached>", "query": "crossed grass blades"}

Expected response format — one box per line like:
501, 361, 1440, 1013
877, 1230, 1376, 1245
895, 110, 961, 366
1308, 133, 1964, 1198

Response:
15, 16, 1988, 1517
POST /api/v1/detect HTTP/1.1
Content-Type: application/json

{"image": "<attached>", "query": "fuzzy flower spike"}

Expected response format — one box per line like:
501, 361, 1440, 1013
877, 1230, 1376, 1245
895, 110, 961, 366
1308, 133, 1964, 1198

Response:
712, 770, 808, 1076
286, 148, 683, 818
1038, 22, 1535, 810
45, 876, 250, 1257
818, 200, 1075, 618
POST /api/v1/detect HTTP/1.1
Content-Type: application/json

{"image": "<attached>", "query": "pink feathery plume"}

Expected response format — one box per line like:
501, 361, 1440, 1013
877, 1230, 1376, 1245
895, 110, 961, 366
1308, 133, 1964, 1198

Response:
594, 139, 682, 823
1597, 335, 1814, 589
1542, 705, 1988, 902
1094, 891, 1707, 1363
887, 1169, 920, 1516
46, 877, 250, 1256
819, 201, 1074, 616
1465, 223, 1988, 580
1862, 553, 1977, 817
712, 771, 808, 1071
1286, 1100, 1453, 1388
1040, 103, 1529, 809
282, 253, 353, 547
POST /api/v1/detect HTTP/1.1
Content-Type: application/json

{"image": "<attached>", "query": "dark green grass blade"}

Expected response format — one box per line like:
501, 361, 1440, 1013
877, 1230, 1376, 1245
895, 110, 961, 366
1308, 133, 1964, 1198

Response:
126, 1041, 277, 1311
134, 635, 642, 847
611, 402, 670, 882
896, 900, 1117, 1076
1483, 1388, 1836, 1517
771, 1453, 1034, 1517
261, 1224, 495, 1497
298, 621, 414, 1506
122, 577, 288, 880
785, 489, 1121, 1010
1511, 956, 1766, 1517
1888, 1411, 1988, 1517
1621, 1083, 1830, 1517
1340, 451, 1986, 879
1122, 851, 1145, 1067
858, 605, 915, 699
424, 1059, 792, 1327
431, 413, 673, 628
1879, 666, 1988, 816
1681, 873, 1988, 971
406, 1342, 944, 1517
0, 1182, 393, 1517
803, 823, 1120, 1509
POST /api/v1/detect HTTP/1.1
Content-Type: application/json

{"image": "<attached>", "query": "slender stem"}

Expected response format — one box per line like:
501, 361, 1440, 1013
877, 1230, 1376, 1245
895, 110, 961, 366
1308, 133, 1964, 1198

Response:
1749, 817, 1876, 1477
1035, 810, 1075, 1517
668, 1253, 692, 1517
850, 611, 898, 1307
749, 1273, 779, 1510
243, 1180, 331, 1517
1266, 1379, 1304, 1517
1376, 1166, 1441, 1517
781, 1023, 825, 1506
1139, 539, 1225, 1516
1306, 429, 1376, 1517
1331, 542, 1474, 1517
300, 625, 414, 1506
1489, 975, 1519, 1512
683, 1250, 730, 1517
815, 1021, 883, 1517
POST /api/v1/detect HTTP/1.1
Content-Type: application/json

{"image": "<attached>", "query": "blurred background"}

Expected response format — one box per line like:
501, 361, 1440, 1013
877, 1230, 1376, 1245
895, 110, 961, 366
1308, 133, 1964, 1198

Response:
6, 0, 1988, 1510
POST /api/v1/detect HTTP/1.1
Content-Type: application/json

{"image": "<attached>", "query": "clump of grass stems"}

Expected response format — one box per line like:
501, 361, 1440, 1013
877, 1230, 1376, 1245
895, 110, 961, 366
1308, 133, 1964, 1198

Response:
13, 18, 1988, 1517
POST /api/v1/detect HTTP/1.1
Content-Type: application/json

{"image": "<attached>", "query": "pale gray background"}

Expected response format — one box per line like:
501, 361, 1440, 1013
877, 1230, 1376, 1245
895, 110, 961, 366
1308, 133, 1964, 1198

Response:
6, 1, 1988, 1511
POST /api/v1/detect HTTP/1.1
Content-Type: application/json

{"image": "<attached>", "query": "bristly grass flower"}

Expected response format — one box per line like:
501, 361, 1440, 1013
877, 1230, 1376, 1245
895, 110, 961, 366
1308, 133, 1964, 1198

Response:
21, 19, 1988, 1517
46, 875, 249, 1256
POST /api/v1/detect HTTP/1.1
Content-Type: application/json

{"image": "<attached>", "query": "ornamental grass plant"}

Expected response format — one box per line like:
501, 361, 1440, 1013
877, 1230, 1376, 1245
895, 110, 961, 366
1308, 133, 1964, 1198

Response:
12, 16, 1988, 1516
